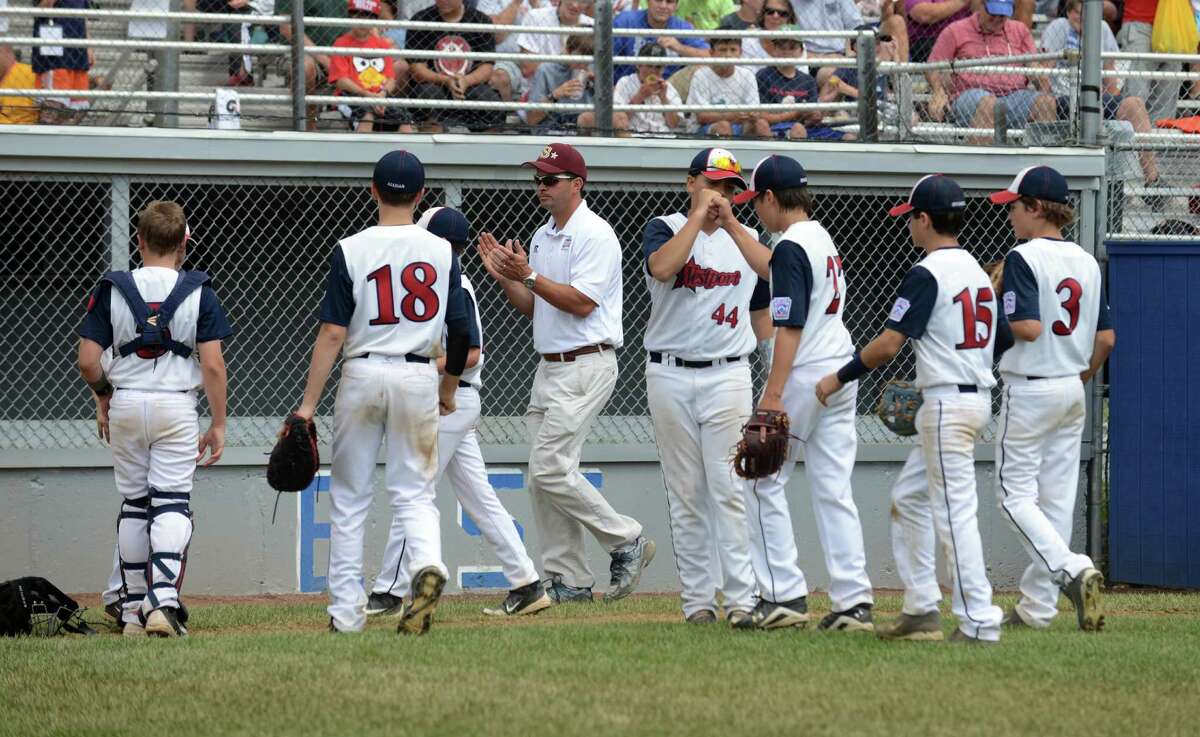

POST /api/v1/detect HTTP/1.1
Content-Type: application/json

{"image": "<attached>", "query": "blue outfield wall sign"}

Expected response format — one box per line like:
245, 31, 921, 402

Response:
297, 468, 604, 593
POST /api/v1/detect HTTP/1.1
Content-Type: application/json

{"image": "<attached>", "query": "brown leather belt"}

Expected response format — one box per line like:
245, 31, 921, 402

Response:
541, 344, 613, 362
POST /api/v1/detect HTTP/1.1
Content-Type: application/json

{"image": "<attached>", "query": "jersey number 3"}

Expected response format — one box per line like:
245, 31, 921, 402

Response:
953, 286, 994, 350
367, 263, 439, 325
1052, 278, 1082, 336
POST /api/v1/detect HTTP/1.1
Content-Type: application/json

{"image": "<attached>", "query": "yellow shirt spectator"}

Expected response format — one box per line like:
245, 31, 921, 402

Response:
0, 60, 38, 125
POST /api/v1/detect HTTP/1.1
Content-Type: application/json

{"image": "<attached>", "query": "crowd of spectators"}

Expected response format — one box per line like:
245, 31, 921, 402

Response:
1, 0, 1199, 150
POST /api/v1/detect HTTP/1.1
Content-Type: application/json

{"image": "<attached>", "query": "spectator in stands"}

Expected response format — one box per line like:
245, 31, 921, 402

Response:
855, 0, 909, 62
1150, 219, 1200, 236
678, 0, 737, 29
822, 26, 908, 131
379, 0, 408, 51
327, 0, 414, 132
927, 0, 1056, 141
0, 45, 38, 125
1041, 0, 1160, 188
276, 0, 352, 130
905, 0, 970, 62
1117, 0, 1181, 125
408, 0, 505, 131
613, 0, 711, 80
476, 0, 537, 102
613, 42, 683, 134
755, 29, 838, 139
489, 0, 594, 104
33, 0, 93, 125
741, 0, 799, 71
688, 36, 771, 137
526, 34, 623, 132
786, 0, 860, 57
718, 0, 763, 29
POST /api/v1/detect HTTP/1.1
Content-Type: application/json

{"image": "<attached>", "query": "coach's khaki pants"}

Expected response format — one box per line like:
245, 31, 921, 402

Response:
526, 350, 642, 589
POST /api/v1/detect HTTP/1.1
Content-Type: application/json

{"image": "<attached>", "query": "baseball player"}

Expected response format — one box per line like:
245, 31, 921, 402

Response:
77, 200, 232, 638
477, 142, 655, 604
732, 155, 876, 632
366, 207, 548, 619
816, 174, 1005, 644
989, 165, 1113, 631
642, 148, 772, 627
293, 150, 472, 635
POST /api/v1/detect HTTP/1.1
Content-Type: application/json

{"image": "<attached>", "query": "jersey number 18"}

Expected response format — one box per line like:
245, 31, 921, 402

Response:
366, 263, 440, 325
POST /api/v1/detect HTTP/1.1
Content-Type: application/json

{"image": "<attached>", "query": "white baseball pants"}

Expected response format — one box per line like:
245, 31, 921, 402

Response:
327, 356, 446, 632
371, 385, 539, 597
526, 350, 642, 590
888, 447, 942, 617
744, 361, 874, 612
647, 358, 756, 618
108, 389, 198, 624
915, 389, 1002, 641
996, 376, 1094, 628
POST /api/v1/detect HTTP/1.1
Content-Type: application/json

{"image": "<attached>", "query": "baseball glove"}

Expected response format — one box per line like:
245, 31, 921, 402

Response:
984, 259, 1004, 294
877, 380, 923, 437
267, 413, 319, 493
732, 410, 792, 479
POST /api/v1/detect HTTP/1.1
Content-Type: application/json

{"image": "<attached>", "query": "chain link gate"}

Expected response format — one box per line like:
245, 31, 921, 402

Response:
0, 166, 1083, 453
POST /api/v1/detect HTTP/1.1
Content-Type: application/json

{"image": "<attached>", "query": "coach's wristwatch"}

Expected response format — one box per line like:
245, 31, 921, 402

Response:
522, 270, 539, 290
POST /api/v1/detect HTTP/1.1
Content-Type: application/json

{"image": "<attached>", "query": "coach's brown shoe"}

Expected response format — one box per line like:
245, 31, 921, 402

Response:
398, 566, 446, 636
876, 611, 944, 641
1062, 568, 1105, 632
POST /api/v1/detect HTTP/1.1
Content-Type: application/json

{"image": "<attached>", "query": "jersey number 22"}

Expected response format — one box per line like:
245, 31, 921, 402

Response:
367, 263, 439, 325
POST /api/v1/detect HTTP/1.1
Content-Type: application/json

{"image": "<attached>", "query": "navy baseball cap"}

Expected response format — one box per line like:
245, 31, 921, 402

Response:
731, 155, 808, 205
417, 206, 470, 246
989, 165, 1069, 205
373, 149, 425, 195
984, 0, 1013, 15
888, 174, 967, 216
689, 147, 747, 190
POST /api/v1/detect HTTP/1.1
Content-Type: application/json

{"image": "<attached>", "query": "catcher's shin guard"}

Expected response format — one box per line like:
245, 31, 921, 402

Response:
145, 487, 194, 612
117, 495, 150, 623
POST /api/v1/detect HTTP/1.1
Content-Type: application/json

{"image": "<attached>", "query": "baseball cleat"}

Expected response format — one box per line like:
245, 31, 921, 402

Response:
817, 603, 875, 632
605, 536, 656, 603
1062, 567, 1105, 632
686, 610, 718, 624
1001, 607, 1032, 628
366, 591, 405, 617
751, 596, 809, 630
545, 574, 593, 604
398, 566, 446, 636
104, 601, 124, 629
483, 581, 552, 617
948, 627, 998, 646
727, 610, 755, 630
123, 621, 147, 638
145, 607, 187, 638
876, 611, 944, 641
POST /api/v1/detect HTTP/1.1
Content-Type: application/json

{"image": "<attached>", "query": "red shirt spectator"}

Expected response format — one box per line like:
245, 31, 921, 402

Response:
1121, 0, 1157, 23
905, 0, 971, 62
929, 9, 1035, 98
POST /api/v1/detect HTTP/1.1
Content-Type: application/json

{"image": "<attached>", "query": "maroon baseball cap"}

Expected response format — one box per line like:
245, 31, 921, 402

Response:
522, 142, 588, 181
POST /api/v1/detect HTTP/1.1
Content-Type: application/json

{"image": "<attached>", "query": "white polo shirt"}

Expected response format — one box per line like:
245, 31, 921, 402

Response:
529, 199, 624, 354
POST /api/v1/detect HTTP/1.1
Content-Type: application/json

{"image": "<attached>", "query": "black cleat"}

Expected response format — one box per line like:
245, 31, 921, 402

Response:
751, 596, 809, 630
366, 591, 405, 617
817, 603, 875, 632
483, 582, 552, 617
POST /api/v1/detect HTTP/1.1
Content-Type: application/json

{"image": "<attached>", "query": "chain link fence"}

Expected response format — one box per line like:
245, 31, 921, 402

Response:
0, 167, 1071, 452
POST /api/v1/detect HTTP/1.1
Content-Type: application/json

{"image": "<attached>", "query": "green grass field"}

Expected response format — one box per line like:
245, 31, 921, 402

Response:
1, 590, 1197, 737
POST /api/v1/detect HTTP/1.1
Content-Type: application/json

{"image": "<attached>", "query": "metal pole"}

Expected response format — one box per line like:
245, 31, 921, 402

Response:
291, 0, 307, 132
109, 175, 131, 270
153, 0, 181, 127
592, 0, 613, 135
1079, 0, 1102, 145
855, 31, 877, 142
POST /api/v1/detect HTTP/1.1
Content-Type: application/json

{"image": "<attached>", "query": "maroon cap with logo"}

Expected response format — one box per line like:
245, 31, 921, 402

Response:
522, 142, 588, 181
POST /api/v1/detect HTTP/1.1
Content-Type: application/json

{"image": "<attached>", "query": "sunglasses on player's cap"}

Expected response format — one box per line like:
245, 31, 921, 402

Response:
731, 155, 808, 205
522, 142, 588, 181
988, 165, 1069, 205
888, 174, 966, 216
373, 149, 425, 194
689, 147, 747, 190
417, 206, 470, 246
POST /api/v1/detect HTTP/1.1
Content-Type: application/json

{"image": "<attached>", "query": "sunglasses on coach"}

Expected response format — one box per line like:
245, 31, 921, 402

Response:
533, 174, 577, 187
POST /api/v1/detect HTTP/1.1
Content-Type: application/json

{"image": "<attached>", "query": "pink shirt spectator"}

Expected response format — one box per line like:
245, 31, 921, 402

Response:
905, 0, 970, 41
929, 14, 1035, 99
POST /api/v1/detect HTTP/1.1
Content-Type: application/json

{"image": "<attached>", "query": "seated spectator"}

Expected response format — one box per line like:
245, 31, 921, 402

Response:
741, 0, 802, 72
328, 0, 414, 132
379, 0, 407, 51
407, 0, 504, 131
905, 0, 970, 62
755, 31, 842, 139
688, 36, 771, 137
1117, 0, 1181, 126
822, 25, 909, 128
677, 0, 737, 29
0, 45, 38, 125
718, 0, 763, 28
1041, 0, 1159, 189
476, 0, 537, 102
1150, 220, 1200, 236
490, 0, 594, 103
276, 0, 352, 129
613, 41, 683, 134
787, 0, 860, 57
526, 34, 623, 133
927, 0, 1056, 141
613, 0, 711, 80
855, 0, 909, 61
33, 0, 92, 125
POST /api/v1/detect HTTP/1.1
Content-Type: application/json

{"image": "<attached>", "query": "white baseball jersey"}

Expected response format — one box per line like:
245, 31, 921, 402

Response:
78, 266, 233, 391
528, 200, 624, 354
641, 213, 770, 360
886, 247, 998, 391
768, 220, 854, 367
320, 224, 466, 359
998, 237, 1110, 378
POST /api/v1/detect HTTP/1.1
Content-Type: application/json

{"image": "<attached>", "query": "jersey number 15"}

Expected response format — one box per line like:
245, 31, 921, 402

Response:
366, 263, 440, 325
953, 286, 994, 350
